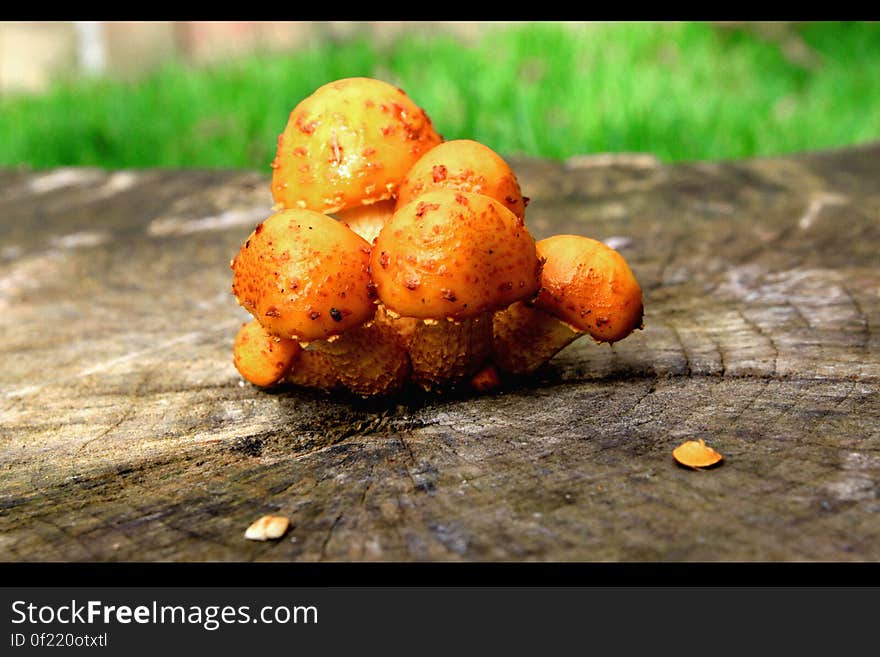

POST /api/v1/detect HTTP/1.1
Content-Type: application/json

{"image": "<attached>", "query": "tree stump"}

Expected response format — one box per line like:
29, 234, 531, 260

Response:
1, 143, 878, 561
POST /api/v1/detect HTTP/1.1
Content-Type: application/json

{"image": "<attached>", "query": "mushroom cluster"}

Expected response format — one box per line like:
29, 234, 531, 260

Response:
231, 77, 644, 396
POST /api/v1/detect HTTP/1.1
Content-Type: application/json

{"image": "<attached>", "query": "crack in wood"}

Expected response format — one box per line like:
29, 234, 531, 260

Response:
737, 307, 780, 378
667, 320, 694, 377
319, 512, 344, 561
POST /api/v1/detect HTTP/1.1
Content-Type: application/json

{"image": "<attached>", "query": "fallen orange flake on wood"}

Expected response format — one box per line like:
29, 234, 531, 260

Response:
672, 438, 724, 469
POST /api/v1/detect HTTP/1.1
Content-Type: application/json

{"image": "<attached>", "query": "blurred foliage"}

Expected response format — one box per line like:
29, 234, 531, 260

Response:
1, 21, 879, 170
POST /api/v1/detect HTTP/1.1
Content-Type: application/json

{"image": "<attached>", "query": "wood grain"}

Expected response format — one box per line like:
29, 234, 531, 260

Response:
1, 144, 878, 561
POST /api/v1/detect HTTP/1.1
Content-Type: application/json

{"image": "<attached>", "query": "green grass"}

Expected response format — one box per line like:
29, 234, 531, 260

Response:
2, 21, 879, 170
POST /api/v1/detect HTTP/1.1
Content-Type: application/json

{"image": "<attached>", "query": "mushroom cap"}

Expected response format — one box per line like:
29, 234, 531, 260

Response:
233, 319, 302, 387
371, 189, 541, 320
672, 438, 724, 469
231, 208, 376, 342
396, 139, 527, 220
270, 77, 443, 215
534, 235, 643, 343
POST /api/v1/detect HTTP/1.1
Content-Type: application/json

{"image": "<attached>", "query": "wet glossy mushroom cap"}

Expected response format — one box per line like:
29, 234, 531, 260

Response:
535, 235, 644, 343
371, 189, 541, 321
271, 77, 443, 215
231, 208, 376, 342
395, 139, 527, 220
233, 319, 302, 387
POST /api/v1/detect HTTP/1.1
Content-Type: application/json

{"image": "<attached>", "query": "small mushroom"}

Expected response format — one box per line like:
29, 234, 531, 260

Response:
492, 235, 644, 374
270, 76, 443, 241
395, 139, 528, 220
231, 207, 406, 391
672, 438, 724, 469
233, 319, 301, 388
371, 189, 541, 388
231, 208, 376, 343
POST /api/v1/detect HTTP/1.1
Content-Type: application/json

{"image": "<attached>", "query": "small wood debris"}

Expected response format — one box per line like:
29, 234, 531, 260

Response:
672, 438, 724, 470
244, 515, 290, 541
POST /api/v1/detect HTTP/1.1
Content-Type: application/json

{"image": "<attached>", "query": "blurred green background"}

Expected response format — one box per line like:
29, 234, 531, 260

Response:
2, 21, 879, 170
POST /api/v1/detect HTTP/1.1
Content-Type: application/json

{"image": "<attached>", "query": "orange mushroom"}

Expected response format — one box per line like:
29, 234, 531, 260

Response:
371, 189, 541, 388
395, 139, 528, 221
232, 75, 647, 397
535, 235, 644, 343
270, 77, 443, 243
231, 208, 376, 343
672, 439, 724, 469
230, 207, 416, 395
492, 235, 644, 374
233, 319, 301, 388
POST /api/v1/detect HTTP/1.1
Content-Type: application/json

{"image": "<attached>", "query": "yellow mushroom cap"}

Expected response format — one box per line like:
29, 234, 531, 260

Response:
535, 235, 644, 344
233, 319, 302, 388
271, 77, 443, 214
395, 139, 527, 220
371, 189, 541, 320
672, 438, 724, 469
231, 208, 376, 342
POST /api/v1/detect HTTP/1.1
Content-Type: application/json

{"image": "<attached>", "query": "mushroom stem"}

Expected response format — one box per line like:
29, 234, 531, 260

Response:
372, 303, 419, 349
304, 319, 412, 397
491, 301, 582, 374
375, 305, 494, 391
284, 347, 345, 392
406, 313, 493, 390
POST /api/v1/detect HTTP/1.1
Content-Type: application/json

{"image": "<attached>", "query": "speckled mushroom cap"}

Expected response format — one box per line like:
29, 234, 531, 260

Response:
233, 319, 302, 388
395, 139, 527, 220
370, 189, 541, 321
270, 77, 443, 215
231, 208, 376, 342
534, 235, 644, 343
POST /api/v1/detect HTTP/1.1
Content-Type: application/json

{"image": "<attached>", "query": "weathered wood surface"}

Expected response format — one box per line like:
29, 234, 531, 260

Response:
1, 144, 878, 562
